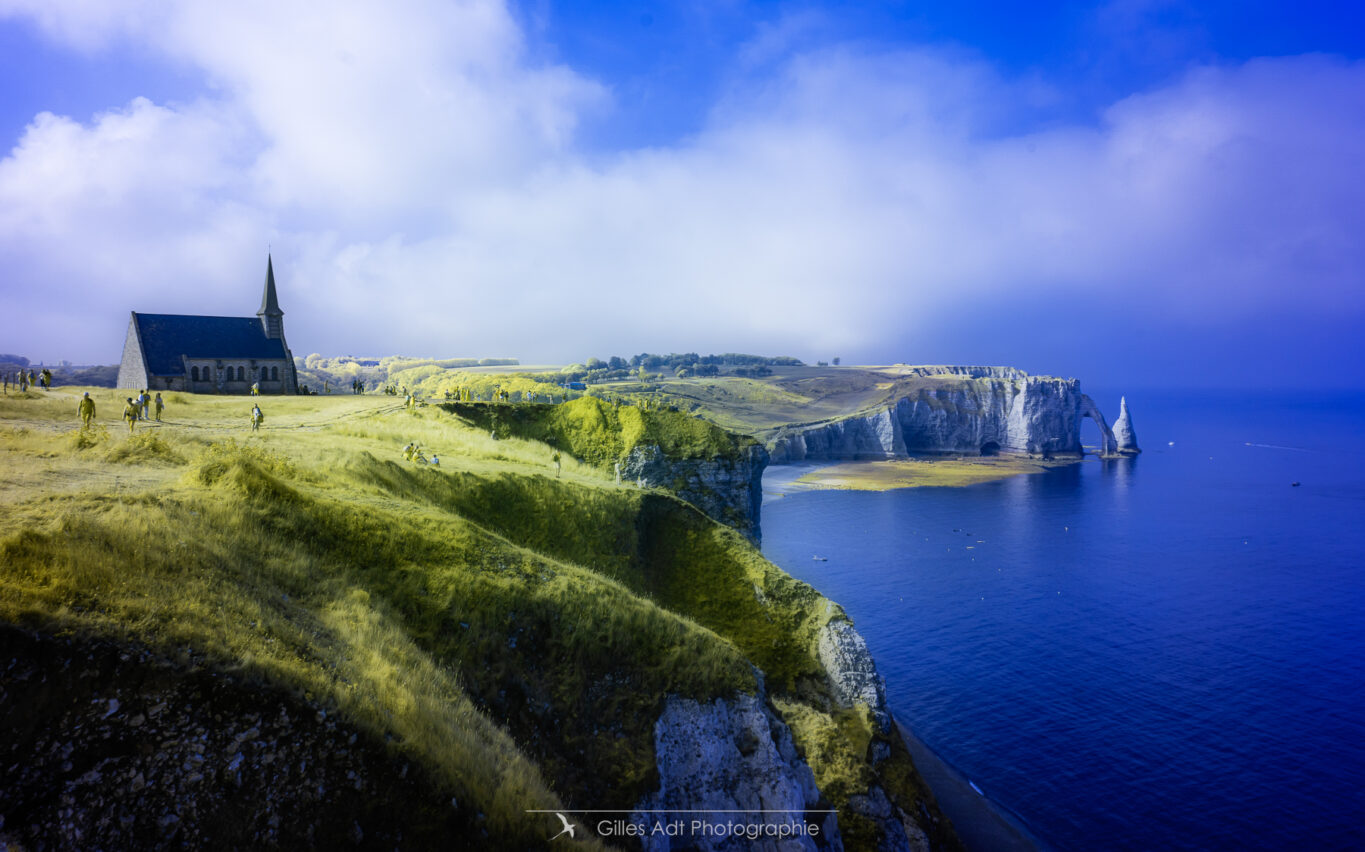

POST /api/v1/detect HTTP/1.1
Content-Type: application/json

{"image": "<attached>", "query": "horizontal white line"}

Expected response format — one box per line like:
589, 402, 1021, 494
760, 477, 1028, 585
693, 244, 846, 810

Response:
526, 810, 837, 814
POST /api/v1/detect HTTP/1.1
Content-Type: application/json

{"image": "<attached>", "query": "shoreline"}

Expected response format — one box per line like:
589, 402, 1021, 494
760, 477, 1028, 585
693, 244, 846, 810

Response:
763, 456, 1078, 499
896, 719, 1049, 852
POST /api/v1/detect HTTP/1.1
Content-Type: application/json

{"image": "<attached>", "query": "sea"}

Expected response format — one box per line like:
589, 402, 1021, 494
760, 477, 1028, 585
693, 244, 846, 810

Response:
761, 389, 1365, 851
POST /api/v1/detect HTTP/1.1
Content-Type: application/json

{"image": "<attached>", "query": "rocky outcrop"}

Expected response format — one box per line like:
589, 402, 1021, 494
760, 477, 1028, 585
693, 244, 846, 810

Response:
1112, 396, 1140, 455
848, 786, 930, 852
623, 442, 769, 543
0, 627, 470, 851
631, 620, 930, 852
770, 372, 1130, 462
816, 620, 938, 852
632, 692, 839, 851
817, 620, 891, 733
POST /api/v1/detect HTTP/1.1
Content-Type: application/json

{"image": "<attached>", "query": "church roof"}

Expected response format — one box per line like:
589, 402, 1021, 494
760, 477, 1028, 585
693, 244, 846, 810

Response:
132, 313, 290, 375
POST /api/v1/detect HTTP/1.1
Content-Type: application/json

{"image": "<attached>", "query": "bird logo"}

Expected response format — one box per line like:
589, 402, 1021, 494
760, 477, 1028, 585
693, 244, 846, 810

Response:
551, 812, 577, 841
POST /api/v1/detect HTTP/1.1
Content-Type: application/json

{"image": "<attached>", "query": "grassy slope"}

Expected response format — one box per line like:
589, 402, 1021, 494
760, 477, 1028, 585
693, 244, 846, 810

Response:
442, 396, 757, 466
0, 387, 952, 849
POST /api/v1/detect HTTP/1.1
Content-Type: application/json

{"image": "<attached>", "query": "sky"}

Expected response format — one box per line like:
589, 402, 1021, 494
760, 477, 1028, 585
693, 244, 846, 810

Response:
1, 0, 1363, 390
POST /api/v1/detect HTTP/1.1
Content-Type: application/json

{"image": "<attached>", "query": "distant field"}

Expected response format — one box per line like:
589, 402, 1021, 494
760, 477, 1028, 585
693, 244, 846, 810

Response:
592, 366, 1017, 441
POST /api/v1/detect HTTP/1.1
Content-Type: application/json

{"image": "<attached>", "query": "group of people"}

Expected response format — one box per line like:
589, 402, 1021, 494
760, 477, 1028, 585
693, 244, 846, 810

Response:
112, 392, 259, 432
437, 386, 525, 403
401, 442, 438, 466
3, 368, 51, 393
117, 390, 165, 431
66, 389, 273, 435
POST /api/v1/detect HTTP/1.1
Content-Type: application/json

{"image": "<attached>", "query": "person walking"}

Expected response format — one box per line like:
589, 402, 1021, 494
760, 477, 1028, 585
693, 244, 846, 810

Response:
79, 392, 96, 427
154, 393, 164, 422
122, 397, 138, 432
139, 390, 150, 420
251, 404, 264, 431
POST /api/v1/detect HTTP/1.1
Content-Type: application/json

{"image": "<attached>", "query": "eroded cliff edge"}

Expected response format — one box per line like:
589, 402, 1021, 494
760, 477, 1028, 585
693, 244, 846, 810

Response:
767, 368, 1136, 462
444, 396, 769, 542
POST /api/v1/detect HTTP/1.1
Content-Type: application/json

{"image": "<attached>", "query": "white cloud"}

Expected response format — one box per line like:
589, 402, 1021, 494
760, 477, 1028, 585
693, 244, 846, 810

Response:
0, 1, 1361, 379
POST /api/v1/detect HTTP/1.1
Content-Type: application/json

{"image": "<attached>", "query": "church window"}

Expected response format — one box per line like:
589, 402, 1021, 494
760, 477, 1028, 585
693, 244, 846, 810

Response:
191, 366, 200, 381
271, 366, 279, 381
237, 366, 245, 381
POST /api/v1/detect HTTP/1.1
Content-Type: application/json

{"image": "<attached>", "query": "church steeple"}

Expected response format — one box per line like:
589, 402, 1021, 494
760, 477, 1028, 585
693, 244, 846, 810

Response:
258, 253, 285, 340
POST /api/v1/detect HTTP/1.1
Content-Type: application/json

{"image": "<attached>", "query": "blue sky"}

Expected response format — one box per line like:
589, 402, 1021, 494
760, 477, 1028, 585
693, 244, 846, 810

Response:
1, 1, 1363, 390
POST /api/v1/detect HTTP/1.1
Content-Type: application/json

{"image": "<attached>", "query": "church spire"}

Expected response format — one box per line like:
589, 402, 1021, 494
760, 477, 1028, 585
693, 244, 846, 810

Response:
259, 253, 282, 317
258, 253, 285, 340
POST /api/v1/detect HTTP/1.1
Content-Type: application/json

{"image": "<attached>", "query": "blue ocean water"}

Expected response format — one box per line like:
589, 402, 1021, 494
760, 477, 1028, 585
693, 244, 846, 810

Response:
761, 390, 1365, 851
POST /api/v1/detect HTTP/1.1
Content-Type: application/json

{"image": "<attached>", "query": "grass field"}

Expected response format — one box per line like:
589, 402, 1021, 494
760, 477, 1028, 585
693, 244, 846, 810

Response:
594, 370, 894, 437
0, 385, 954, 849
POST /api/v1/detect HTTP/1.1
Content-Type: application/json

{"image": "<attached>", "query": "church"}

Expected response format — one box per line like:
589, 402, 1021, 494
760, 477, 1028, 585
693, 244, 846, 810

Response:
117, 255, 300, 394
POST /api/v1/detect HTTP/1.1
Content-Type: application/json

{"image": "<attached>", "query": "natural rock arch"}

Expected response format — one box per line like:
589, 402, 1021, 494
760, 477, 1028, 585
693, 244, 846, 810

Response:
1078, 394, 1118, 456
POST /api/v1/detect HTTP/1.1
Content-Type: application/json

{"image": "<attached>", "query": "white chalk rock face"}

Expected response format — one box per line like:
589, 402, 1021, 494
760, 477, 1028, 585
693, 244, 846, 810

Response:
767, 371, 1138, 462
632, 694, 838, 851
1112, 396, 1140, 455
621, 443, 769, 543
769, 375, 1091, 461
817, 620, 891, 733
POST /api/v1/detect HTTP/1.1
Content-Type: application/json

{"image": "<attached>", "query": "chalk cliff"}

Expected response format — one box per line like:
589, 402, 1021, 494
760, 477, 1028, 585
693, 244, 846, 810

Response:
632, 692, 836, 852
1113, 396, 1140, 455
818, 620, 892, 734
769, 372, 1130, 463
637, 619, 936, 852
622, 442, 769, 543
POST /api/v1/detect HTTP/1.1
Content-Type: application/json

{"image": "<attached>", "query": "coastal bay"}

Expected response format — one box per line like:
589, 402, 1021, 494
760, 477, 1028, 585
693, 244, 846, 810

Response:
762, 390, 1365, 850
